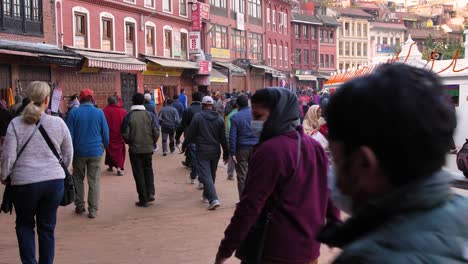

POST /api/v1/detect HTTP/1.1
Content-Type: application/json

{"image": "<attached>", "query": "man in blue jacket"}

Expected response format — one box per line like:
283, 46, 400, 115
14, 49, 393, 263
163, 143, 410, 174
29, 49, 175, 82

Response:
179, 88, 187, 110
67, 88, 109, 219
229, 94, 258, 197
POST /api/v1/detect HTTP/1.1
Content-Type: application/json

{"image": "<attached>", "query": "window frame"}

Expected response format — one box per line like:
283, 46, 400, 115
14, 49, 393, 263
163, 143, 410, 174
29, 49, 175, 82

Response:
163, 0, 173, 13
73, 8, 90, 49
295, 49, 301, 65
272, 44, 276, 66
272, 9, 276, 32
267, 43, 271, 66
266, 7, 271, 30
303, 25, 308, 39
232, 29, 246, 58
179, 0, 188, 17
144, 0, 155, 9
284, 46, 288, 68
295, 24, 300, 39
279, 45, 282, 67
303, 49, 309, 65
101, 17, 114, 51
125, 21, 137, 56
248, 0, 262, 19
145, 24, 156, 56
180, 29, 189, 60
210, 25, 228, 49
249, 32, 263, 61
210, 0, 227, 9
164, 26, 174, 58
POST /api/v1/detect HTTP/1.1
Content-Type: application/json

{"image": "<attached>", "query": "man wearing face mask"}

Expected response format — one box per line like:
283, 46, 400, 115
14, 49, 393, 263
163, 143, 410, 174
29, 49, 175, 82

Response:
182, 96, 228, 210
318, 63, 468, 263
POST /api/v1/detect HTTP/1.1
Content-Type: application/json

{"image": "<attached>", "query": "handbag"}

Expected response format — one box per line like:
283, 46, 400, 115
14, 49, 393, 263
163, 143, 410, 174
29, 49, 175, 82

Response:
1, 117, 44, 214
38, 125, 76, 206
236, 130, 302, 264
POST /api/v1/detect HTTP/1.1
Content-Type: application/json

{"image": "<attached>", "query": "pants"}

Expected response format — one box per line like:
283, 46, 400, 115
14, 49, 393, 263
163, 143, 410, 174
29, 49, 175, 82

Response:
162, 127, 175, 153
235, 148, 253, 198
73, 156, 102, 212
197, 159, 219, 203
129, 153, 155, 204
12, 179, 64, 264
227, 156, 235, 177
189, 144, 198, 180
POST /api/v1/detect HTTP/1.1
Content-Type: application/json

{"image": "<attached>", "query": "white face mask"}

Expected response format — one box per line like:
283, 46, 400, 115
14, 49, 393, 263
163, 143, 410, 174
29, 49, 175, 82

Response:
251, 120, 265, 137
328, 166, 353, 215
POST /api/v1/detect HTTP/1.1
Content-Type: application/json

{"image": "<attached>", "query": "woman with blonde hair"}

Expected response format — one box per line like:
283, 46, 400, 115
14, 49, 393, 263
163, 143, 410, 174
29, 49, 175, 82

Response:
303, 105, 325, 135
0, 81, 73, 264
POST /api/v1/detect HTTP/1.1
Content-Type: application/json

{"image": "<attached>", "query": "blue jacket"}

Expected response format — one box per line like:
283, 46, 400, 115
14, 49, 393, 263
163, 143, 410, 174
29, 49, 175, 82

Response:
66, 103, 109, 157
173, 100, 184, 118
229, 107, 259, 155
179, 93, 187, 110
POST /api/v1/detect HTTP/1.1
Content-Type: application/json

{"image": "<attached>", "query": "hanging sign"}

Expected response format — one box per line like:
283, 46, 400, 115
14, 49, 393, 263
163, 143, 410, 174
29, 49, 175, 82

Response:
191, 2, 202, 31
189, 32, 201, 53
200, 2, 210, 19
51, 87, 62, 113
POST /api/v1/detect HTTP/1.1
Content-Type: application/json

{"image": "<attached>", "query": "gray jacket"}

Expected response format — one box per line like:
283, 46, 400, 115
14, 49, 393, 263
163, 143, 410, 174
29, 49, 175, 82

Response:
158, 105, 180, 130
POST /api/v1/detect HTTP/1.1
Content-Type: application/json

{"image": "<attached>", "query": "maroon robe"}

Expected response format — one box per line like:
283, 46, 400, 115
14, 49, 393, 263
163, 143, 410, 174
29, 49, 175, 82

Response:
103, 104, 127, 169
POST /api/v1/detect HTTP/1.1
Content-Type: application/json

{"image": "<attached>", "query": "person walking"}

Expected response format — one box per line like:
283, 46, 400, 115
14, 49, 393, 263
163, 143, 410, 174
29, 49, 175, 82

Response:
225, 99, 238, 181
158, 98, 180, 156
179, 88, 188, 110
176, 92, 203, 184
121, 93, 160, 207
103, 96, 127, 176
144, 93, 156, 115
215, 88, 337, 264
172, 94, 184, 118
229, 94, 259, 197
183, 96, 228, 210
1, 81, 73, 264
66, 88, 109, 219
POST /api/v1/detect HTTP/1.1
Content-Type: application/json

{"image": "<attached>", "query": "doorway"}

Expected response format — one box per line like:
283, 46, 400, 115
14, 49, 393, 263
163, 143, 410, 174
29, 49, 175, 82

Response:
121, 73, 137, 111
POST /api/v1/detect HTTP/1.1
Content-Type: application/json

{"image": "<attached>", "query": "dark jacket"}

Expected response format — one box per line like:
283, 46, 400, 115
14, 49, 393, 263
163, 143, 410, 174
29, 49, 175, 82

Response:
144, 103, 156, 115
229, 107, 258, 155
0, 109, 13, 137
319, 171, 468, 264
217, 127, 336, 263
158, 105, 180, 130
121, 105, 160, 154
173, 100, 184, 118
176, 101, 202, 141
184, 110, 228, 160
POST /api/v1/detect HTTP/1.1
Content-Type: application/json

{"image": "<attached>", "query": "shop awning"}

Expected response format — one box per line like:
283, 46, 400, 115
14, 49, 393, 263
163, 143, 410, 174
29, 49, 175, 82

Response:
296, 75, 317, 81
210, 68, 228, 83
146, 57, 199, 69
250, 64, 281, 75
213, 62, 246, 74
71, 49, 147, 71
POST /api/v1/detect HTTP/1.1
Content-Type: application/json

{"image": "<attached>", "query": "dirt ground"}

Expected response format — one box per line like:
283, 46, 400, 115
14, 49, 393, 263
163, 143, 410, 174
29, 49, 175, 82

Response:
0, 151, 340, 264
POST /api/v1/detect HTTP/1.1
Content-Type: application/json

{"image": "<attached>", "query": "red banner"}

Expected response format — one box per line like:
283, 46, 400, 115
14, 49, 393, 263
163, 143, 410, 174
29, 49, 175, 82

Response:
191, 2, 202, 31
200, 3, 210, 20
198, 60, 211, 75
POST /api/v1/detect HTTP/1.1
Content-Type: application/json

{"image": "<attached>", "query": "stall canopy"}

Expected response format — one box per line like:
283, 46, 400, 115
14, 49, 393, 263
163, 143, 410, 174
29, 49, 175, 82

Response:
210, 68, 228, 83
296, 75, 317, 81
250, 64, 281, 75
146, 57, 199, 69
213, 62, 246, 74
70, 48, 147, 71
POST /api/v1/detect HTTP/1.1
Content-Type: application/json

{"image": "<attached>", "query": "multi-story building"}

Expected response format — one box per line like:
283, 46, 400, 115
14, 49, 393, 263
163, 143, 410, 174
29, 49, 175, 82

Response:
369, 21, 407, 63
317, 14, 340, 87
60, 0, 197, 109
328, 7, 372, 71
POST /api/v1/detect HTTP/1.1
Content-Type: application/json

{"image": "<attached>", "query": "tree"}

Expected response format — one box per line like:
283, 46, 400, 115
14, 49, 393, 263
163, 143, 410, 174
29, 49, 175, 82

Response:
422, 39, 465, 60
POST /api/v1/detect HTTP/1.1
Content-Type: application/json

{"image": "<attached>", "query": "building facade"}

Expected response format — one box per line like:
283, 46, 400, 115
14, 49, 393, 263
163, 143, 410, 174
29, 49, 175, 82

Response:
329, 7, 372, 71
369, 21, 407, 63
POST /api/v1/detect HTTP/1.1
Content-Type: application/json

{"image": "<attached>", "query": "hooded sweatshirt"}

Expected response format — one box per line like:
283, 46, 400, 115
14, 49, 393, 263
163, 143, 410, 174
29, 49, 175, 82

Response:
184, 109, 228, 160
303, 105, 326, 135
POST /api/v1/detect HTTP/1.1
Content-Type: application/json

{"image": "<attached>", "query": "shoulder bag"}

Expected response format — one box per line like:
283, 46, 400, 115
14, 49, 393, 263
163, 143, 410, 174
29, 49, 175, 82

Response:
236, 130, 302, 264
38, 125, 76, 206
1, 117, 44, 214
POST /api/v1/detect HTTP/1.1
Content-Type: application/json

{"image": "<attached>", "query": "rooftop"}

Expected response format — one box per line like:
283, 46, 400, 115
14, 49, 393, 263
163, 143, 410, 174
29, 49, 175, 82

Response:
407, 28, 446, 39
291, 13, 323, 25
369, 22, 407, 30
318, 15, 341, 26
330, 7, 374, 18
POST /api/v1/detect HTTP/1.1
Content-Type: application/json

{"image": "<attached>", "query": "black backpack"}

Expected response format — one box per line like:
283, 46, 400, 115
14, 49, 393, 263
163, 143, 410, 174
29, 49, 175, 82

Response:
456, 139, 468, 173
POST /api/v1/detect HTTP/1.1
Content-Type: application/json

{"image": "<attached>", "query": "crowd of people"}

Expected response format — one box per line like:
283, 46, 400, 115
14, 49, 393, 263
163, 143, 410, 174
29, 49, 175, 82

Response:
1, 63, 468, 264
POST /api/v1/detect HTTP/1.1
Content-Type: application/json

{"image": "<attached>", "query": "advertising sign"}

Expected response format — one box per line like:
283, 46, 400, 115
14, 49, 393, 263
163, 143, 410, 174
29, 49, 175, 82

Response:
200, 2, 210, 19
198, 60, 212, 74
173, 31, 181, 57
189, 32, 201, 53
210, 47, 230, 59
191, 2, 202, 31
236, 12, 245, 31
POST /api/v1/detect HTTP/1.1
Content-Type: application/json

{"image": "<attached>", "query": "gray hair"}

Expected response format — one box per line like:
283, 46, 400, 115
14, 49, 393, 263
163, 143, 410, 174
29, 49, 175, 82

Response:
107, 95, 118, 105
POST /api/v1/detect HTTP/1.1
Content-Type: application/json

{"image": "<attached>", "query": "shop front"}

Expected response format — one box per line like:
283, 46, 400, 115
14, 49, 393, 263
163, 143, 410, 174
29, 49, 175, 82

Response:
250, 64, 282, 90
213, 62, 246, 93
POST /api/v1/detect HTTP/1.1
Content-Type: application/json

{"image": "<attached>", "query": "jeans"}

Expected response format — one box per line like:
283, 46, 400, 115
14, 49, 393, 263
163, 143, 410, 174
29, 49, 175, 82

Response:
189, 144, 198, 180
227, 156, 235, 177
197, 159, 219, 203
235, 148, 253, 198
73, 156, 103, 212
129, 152, 155, 204
12, 179, 64, 264
161, 127, 175, 153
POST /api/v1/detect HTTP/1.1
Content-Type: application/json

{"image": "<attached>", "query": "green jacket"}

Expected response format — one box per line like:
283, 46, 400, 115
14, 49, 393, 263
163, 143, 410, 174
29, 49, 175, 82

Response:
121, 106, 160, 154
225, 109, 238, 142
323, 171, 468, 264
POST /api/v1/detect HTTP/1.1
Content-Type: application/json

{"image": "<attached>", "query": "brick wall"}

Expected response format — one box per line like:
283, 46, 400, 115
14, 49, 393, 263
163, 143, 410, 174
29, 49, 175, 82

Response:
0, 0, 56, 45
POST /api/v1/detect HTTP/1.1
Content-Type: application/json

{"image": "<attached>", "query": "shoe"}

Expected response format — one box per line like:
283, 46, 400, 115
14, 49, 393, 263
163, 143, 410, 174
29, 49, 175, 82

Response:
202, 197, 209, 203
163, 152, 167, 156
75, 207, 86, 215
135, 201, 149, 207
170, 149, 175, 154
117, 170, 124, 176
197, 182, 204, 190
227, 175, 234, 181
88, 211, 97, 219
190, 178, 196, 184
107, 167, 113, 172
148, 195, 155, 202
208, 200, 220, 210
154, 145, 159, 153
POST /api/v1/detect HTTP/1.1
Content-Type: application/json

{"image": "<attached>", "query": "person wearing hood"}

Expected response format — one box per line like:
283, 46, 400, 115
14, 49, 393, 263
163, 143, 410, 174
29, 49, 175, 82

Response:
10, 94, 23, 115
303, 105, 326, 136
182, 96, 228, 210
215, 88, 338, 264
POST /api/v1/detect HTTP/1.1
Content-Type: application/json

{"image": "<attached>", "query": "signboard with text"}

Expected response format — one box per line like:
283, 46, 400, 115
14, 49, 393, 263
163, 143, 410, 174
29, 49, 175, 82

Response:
189, 32, 201, 53
173, 31, 181, 57
198, 60, 212, 74
236, 12, 245, 31
210, 47, 230, 59
200, 2, 210, 20
191, 2, 202, 31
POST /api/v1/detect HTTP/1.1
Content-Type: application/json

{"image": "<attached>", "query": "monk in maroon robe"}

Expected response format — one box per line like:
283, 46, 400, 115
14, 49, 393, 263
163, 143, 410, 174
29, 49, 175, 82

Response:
103, 95, 127, 176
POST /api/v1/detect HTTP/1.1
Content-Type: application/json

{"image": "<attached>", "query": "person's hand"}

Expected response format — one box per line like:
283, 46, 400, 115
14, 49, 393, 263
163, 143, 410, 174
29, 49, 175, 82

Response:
232, 155, 238, 164
214, 256, 228, 264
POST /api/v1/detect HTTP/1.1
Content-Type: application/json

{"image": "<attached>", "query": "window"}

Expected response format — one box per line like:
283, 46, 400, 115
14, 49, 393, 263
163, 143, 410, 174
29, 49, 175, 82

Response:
284, 46, 288, 68
383, 37, 388, 45
278, 12, 283, 34
249, 32, 263, 60
363, 24, 368, 37
267, 44, 271, 66
295, 24, 300, 38
345, 42, 350, 56
339, 41, 343, 55
351, 42, 355, 56
210, 0, 226, 8
312, 50, 317, 64
272, 10, 276, 32
344, 23, 349, 36
311, 26, 316, 39
163, 0, 172, 12
350, 22, 354, 37
231, 0, 245, 13
180, 0, 187, 16
146, 26, 155, 55
320, 54, 324, 67
102, 18, 113, 51
267, 7, 271, 30
181, 31, 188, 59
248, 0, 261, 18
75, 13, 88, 48
396, 38, 401, 45
164, 28, 173, 57
284, 13, 288, 34
145, 0, 155, 8
339, 63, 343, 70
303, 25, 308, 39
357, 42, 361, 56
304, 49, 309, 65
295, 49, 301, 65
331, 55, 335, 68
232, 29, 246, 58
126, 22, 136, 56
272, 44, 277, 66
210, 25, 228, 48
363, 43, 368, 56
330, 31, 334, 43
279, 45, 283, 67
357, 23, 361, 37
325, 54, 329, 68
